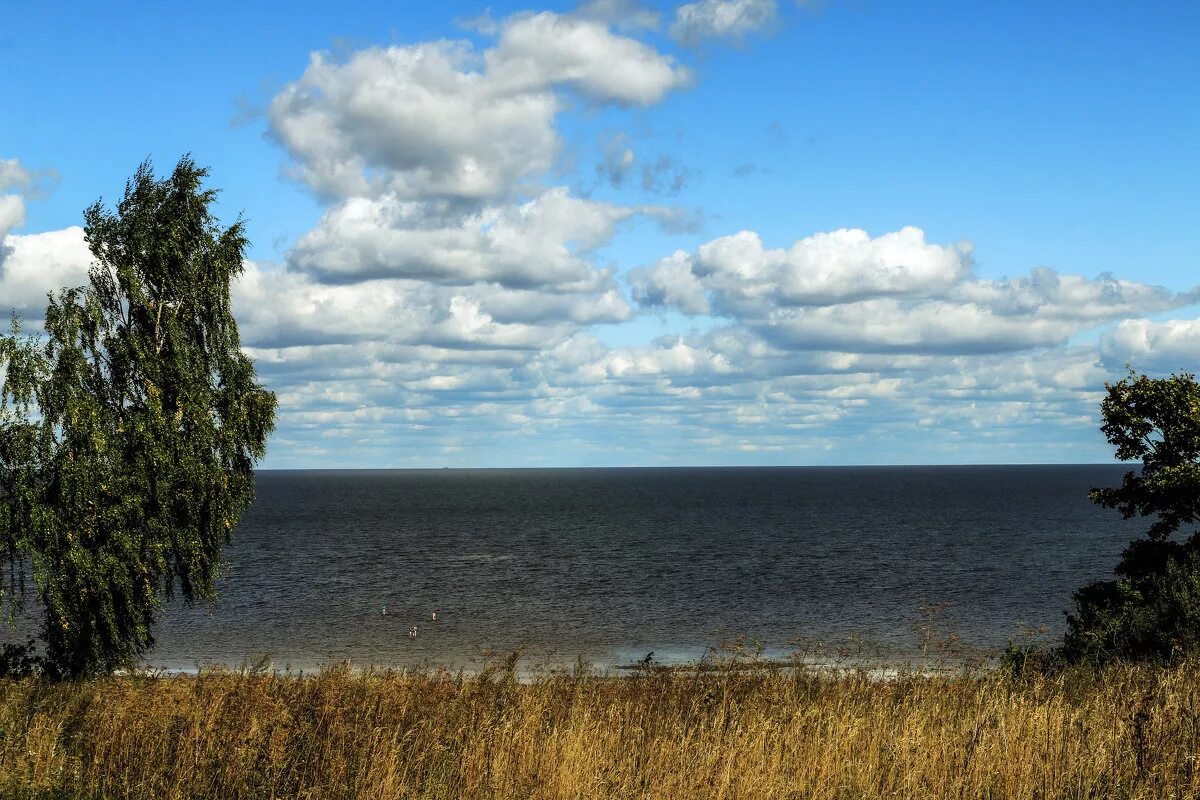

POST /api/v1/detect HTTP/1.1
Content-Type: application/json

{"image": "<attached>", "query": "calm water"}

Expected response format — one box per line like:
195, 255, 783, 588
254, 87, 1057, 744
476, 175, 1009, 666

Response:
129, 466, 1141, 671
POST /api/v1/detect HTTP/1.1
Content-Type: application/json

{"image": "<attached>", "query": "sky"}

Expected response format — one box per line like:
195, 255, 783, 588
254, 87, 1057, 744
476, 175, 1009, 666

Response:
1, 0, 1198, 468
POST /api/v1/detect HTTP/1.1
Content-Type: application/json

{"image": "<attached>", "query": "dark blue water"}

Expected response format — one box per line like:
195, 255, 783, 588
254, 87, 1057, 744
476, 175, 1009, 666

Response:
134, 465, 1141, 671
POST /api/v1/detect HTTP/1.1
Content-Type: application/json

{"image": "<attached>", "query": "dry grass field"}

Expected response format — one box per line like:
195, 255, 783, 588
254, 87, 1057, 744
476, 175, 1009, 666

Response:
2, 651, 1200, 799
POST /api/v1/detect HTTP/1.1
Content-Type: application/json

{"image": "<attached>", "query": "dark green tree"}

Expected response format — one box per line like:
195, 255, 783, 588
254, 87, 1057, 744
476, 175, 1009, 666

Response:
0, 157, 276, 678
1062, 370, 1200, 665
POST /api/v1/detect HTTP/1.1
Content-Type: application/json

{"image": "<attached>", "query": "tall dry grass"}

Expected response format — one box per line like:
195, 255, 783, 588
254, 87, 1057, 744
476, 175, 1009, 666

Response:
3, 654, 1200, 799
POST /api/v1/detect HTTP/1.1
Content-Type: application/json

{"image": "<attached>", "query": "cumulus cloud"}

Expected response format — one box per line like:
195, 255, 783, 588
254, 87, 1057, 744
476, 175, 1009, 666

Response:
1101, 318, 1200, 371
0, 227, 92, 317
289, 188, 640, 289
630, 226, 1196, 356
11, 13, 1178, 468
0, 160, 89, 320
629, 250, 710, 313
504, 323, 1117, 466
487, 12, 689, 103
759, 298, 1090, 355
233, 260, 630, 351
268, 12, 689, 200
756, 275, 1193, 355
949, 268, 1191, 323
269, 41, 555, 200
223, 253, 1136, 468
252, 6, 698, 453
632, 227, 972, 313
671, 0, 778, 43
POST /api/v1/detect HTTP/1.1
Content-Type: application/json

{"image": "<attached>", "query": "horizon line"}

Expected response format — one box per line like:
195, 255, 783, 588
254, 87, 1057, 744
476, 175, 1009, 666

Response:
254, 462, 1128, 472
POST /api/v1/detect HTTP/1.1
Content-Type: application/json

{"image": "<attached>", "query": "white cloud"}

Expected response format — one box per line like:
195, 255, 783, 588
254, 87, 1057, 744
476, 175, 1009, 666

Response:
268, 12, 689, 201
8, 14, 1177, 468
591, 335, 738, 380
671, 0, 778, 43
701, 226, 971, 308
632, 226, 972, 313
630, 250, 711, 313
487, 12, 690, 104
3, 217, 1180, 468
255, 10, 692, 434
631, 226, 1193, 355
0, 159, 34, 193
232, 260, 629, 352
0, 227, 92, 317
0, 195, 23, 242
950, 268, 1191, 323
222, 283, 1128, 467
0, 158, 36, 241
289, 188, 640, 290
269, 41, 555, 200
759, 298, 1085, 354
1101, 318, 1200, 371
751, 275, 1190, 356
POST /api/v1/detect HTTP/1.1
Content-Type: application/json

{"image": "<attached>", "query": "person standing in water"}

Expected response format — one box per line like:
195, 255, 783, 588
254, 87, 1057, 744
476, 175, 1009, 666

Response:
409, 625, 418, 639
431, 611, 437, 622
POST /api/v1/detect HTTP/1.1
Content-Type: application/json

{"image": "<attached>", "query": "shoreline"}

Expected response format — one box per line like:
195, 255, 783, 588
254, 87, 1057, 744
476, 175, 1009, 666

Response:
130, 647, 999, 683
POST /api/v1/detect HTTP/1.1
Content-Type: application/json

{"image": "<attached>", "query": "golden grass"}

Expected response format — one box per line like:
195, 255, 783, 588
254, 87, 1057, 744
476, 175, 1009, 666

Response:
3, 655, 1200, 799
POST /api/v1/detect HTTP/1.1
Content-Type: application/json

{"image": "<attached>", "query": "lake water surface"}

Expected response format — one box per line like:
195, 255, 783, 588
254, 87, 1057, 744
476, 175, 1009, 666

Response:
137, 466, 1142, 671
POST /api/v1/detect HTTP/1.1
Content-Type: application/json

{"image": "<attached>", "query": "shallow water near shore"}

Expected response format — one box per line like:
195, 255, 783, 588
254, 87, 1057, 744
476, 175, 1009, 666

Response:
97, 465, 1137, 673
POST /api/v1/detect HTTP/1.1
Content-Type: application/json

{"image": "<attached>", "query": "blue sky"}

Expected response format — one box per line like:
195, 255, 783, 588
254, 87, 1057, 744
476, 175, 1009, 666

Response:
2, 0, 1198, 467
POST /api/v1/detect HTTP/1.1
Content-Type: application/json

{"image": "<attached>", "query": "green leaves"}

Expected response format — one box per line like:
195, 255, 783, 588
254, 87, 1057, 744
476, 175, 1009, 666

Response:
1063, 370, 1200, 665
0, 157, 276, 678
1088, 370, 1200, 541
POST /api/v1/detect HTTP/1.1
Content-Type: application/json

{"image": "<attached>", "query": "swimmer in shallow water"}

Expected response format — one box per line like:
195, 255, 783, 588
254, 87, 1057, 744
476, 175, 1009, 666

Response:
431, 611, 437, 621
409, 626, 418, 639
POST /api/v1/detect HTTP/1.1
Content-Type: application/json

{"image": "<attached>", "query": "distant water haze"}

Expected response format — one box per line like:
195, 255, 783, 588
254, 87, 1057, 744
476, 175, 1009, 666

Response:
108, 466, 1134, 672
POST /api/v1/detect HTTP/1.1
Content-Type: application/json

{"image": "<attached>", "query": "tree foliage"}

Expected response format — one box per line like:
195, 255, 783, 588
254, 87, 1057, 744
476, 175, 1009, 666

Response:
1062, 370, 1200, 665
0, 157, 275, 678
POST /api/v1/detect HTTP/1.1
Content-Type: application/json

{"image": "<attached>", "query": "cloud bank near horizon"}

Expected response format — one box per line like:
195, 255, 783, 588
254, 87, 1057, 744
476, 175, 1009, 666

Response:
4, 4, 1198, 468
